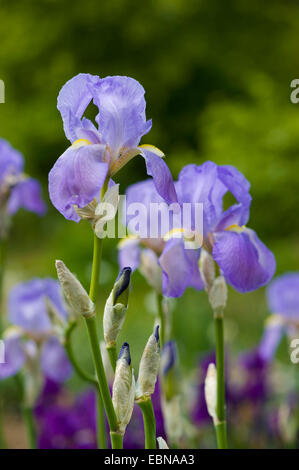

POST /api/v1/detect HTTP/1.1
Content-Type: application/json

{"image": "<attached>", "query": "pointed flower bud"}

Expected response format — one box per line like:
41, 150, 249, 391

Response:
157, 437, 169, 449
136, 325, 160, 400
208, 276, 227, 317
204, 363, 218, 425
112, 342, 135, 434
199, 249, 215, 292
55, 260, 95, 319
103, 267, 131, 347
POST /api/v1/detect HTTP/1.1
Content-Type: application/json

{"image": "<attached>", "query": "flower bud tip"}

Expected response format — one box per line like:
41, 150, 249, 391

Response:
118, 342, 131, 365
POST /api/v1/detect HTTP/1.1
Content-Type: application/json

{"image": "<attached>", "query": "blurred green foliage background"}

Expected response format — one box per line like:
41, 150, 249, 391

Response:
1, 0, 299, 444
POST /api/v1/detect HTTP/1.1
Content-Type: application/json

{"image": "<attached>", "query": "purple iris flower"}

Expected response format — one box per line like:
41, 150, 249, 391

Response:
0, 278, 72, 383
119, 161, 275, 297
48, 73, 176, 222
0, 138, 46, 216
259, 272, 299, 361
35, 378, 165, 449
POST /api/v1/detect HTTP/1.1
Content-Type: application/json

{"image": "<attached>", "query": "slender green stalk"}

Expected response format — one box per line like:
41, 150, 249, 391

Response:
97, 389, 107, 449
106, 345, 117, 372
214, 315, 228, 449
85, 315, 118, 434
22, 406, 37, 449
137, 397, 156, 449
110, 431, 123, 449
157, 293, 165, 348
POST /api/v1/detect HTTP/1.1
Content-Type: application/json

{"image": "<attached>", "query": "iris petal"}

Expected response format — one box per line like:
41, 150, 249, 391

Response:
49, 144, 108, 222
57, 73, 101, 142
0, 335, 25, 379
266, 272, 299, 319
93, 76, 151, 155
7, 178, 46, 216
118, 238, 141, 272
159, 238, 203, 297
41, 337, 72, 383
212, 227, 276, 292
141, 147, 178, 204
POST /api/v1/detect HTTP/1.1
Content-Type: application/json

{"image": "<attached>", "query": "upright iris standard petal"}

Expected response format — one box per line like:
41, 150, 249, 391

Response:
93, 76, 152, 154
8, 278, 68, 334
0, 334, 25, 379
217, 165, 252, 227
0, 138, 24, 183
212, 227, 276, 293
40, 337, 72, 383
159, 238, 203, 297
48, 144, 108, 222
175, 162, 226, 235
258, 322, 285, 362
141, 147, 178, 205
7, 178, 46, 216
266, 272, 299, 320
57, 73, 101, 143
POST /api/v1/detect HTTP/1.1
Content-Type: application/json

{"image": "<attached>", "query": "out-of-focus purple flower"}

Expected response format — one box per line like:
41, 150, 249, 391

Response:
192, 348, 269, 425
259, 272, 299, 361
35, 378, 165, 449
49, 74, 176, 222
267, 272, 299, 320
118, 179, 204, 297
120, 162, 275, 296
0, 279, 72, 383
0, 138, 46, 217
8, 278, 68, 334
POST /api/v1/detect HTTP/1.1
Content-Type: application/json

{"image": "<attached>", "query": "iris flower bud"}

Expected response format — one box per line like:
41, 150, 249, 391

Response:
112, 342, 135, 434
55, 260, 95, 319
199, 249, 215, 292
103, 267, 131, 348
136, 325, 160, 400
208, 276, 227, 318
204, 363, 218, 425
157, 437, 169, 449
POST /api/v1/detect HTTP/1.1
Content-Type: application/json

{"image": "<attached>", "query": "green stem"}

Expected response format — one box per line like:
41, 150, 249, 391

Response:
85, 315, 118, 434
157, 293, 165, 348
214, 315, 228, 449
97, 389, 107, 449
106, 345, 117, 372
110, 431, 124, 449
22, 406, 37, 449
137, 397, 156, 449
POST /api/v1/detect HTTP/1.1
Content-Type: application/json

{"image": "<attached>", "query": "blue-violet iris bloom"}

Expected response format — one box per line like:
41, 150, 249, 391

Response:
119, 161, 275, 297
259, 272, 299, 361
49, 73, 176, 222
0, 138, 46, 218
0, 278, 72, 383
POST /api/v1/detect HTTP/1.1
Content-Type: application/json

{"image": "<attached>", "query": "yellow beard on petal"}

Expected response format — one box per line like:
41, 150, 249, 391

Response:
225, 224, 246, 233
72, 139, 92, 149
